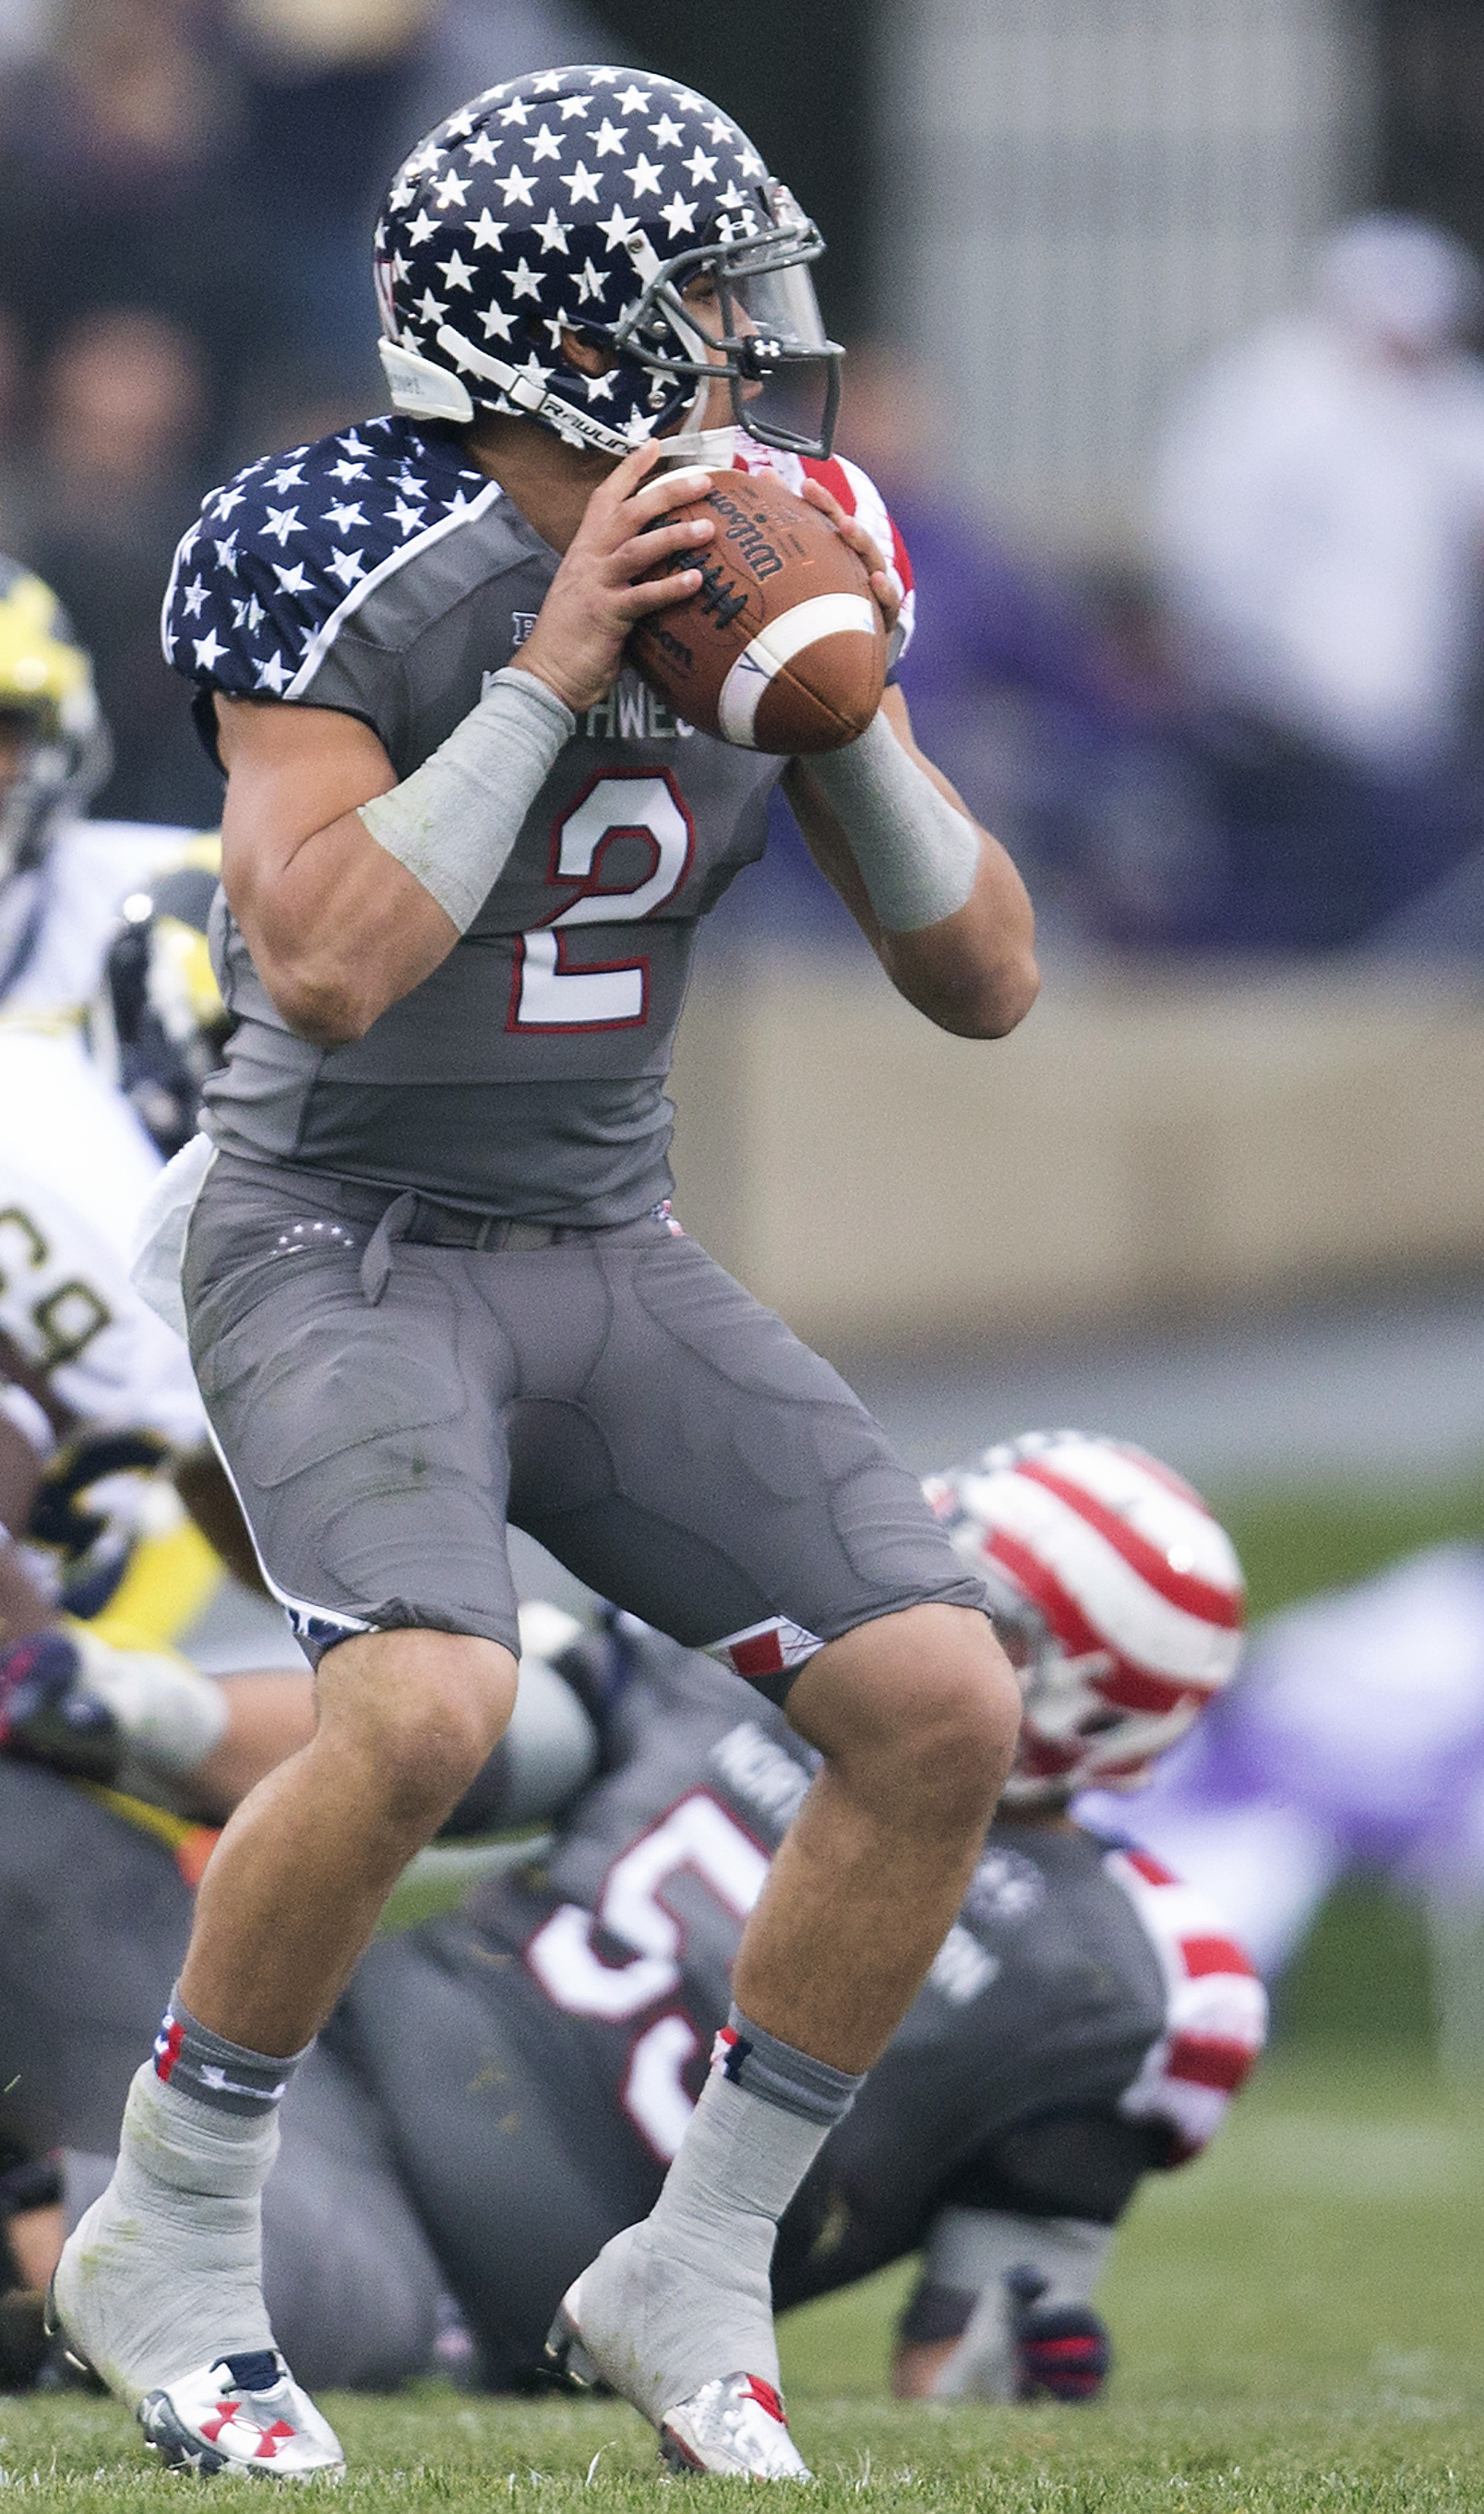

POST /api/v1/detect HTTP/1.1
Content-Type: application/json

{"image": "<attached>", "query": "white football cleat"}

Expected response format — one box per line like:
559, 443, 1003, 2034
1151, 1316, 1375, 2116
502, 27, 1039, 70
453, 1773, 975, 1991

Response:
545, 2277, 810, 2481
659, 2374, 812, 2480
137, 2351, 344, 2479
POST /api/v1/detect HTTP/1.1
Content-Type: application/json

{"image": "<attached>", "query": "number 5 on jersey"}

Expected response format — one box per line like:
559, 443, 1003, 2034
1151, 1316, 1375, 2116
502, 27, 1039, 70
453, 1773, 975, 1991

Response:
526, 1790, 767, 2159
509, 770, 694, 1032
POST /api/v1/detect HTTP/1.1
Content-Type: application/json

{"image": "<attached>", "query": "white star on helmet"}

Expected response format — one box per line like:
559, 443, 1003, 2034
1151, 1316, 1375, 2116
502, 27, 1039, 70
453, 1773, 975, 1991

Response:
467, 207, 507, 253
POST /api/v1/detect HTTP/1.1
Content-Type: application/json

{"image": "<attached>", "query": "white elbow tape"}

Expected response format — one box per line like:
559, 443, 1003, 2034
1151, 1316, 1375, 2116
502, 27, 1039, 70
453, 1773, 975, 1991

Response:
808, 711, 979, 933
358, 666, 575, 930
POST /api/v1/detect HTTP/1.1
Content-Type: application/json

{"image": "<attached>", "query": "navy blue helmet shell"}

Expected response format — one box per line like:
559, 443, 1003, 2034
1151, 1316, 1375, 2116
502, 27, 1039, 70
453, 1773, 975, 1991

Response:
373, 65, 841, 460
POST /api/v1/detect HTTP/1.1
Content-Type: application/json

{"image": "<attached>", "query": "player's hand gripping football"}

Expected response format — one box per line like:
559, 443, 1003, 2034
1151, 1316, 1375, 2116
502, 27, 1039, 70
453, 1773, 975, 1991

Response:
798, 478, 902, 644
512, 445, 716, 716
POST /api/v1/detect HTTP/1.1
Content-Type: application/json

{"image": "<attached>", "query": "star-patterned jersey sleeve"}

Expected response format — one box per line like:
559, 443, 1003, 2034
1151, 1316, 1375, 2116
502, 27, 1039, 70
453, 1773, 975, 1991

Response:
161, 415, 503, 735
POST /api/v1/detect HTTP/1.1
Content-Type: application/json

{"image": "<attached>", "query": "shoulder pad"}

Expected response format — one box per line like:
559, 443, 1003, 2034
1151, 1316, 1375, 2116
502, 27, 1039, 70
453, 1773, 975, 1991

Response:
162, 417, 501, 702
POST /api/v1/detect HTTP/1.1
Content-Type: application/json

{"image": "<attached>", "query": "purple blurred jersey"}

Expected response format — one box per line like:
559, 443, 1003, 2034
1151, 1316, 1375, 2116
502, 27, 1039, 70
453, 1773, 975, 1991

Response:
1078, 1544, 1484, 1974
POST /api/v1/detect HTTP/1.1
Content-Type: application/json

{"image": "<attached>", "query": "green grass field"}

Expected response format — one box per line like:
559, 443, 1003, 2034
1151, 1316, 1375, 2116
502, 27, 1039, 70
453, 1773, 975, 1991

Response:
4, 2050, 1480, 2506
7, 1474, 1484, 2508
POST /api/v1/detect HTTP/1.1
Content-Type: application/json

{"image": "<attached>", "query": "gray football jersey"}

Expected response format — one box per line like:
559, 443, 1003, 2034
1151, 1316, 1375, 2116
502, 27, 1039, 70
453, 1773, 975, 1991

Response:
164, 416, 791, 1220
461, 1627, 1255, 2294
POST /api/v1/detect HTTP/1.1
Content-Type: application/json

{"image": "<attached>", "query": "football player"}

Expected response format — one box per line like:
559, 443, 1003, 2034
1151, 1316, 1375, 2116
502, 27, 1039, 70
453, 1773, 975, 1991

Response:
0, 569, 326, 1818
4, 1436, 1262, 2415
55, 66, 1039, 2480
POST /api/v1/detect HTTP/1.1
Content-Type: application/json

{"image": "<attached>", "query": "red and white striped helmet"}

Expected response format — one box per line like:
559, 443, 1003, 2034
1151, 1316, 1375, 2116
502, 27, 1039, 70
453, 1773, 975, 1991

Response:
925, 1431, 1245, 1806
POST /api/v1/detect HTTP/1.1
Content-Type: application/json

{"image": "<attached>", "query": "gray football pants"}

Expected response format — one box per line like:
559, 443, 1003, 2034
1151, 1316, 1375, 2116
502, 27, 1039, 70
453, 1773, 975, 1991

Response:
182, 1155, 986, 1675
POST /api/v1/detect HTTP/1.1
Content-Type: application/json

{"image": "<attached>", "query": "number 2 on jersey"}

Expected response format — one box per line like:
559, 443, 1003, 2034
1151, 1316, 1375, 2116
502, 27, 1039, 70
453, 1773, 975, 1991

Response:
509, 770, 694, 1032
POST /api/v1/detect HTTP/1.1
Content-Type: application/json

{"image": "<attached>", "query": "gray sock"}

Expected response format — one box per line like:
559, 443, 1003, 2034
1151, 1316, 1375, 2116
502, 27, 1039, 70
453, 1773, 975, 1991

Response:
650, 2010, 862, 2255
712, 2006, 864, 2126
569, 2012, 866, 2418
152, 1989, 310, 2118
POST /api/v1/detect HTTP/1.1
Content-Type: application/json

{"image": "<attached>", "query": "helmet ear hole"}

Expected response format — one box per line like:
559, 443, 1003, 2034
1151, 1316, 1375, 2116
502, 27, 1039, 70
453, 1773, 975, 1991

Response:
559, 328, 617, 377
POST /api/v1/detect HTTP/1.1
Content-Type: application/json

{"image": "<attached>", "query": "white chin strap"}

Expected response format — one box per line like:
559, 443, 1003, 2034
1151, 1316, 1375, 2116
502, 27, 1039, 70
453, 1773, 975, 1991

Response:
379, 229, 724, 463
377, 336, 475, 424
652, 421, 737, 471
379, 330, 645, 459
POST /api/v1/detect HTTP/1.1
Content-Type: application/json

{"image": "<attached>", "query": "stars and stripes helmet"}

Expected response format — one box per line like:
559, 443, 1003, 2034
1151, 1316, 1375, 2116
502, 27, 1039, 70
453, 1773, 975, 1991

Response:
373, 65, 842, 461
926, 1431, 1245, 1807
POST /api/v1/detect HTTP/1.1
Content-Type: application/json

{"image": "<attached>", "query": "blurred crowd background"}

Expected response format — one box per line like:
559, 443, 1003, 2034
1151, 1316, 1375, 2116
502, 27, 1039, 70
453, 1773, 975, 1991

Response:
0, 0, 1482, 958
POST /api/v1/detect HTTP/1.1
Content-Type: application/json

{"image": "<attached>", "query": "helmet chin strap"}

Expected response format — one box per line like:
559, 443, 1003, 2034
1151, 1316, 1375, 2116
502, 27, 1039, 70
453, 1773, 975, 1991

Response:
383, 327, 738, 473
652, 367, 736, 471
434, 325, 647, 455
381, 329, 641, 456
652, 421, 738, 472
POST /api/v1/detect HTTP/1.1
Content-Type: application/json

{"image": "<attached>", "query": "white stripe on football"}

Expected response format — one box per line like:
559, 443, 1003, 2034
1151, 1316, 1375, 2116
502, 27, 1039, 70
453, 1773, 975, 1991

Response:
716, 594, 882, 748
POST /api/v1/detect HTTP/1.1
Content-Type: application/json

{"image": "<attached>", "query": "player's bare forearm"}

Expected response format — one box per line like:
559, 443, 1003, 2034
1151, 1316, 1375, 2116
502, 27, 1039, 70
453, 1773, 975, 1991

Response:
784, 689, 1039, 1039
0, 1412, 51, 1646
217, 694, 459, 1045
0, 1405, 41, 1538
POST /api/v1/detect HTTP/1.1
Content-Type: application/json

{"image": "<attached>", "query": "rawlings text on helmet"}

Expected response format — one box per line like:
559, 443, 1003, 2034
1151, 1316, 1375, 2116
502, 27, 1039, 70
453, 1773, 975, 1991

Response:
373, 66, 842, 460
927, 1431, 1245, 1806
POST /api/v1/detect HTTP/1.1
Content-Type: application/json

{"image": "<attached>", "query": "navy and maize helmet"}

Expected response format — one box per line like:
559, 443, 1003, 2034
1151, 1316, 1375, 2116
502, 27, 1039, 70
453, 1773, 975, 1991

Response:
373, 66, 841, 460
0, 557, 108, 886
95, 838, 229, 1157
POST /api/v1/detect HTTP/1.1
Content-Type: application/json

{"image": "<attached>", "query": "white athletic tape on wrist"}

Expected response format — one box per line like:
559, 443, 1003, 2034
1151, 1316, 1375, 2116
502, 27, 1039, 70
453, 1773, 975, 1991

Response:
807, 709, 979, 932
358, 666, 574, 930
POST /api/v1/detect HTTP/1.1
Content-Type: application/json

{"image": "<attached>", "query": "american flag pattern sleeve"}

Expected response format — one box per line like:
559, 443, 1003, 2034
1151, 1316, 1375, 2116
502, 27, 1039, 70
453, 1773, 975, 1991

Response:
160, 415, 501, 703
1105, 1843, 1267, 2164
736, 441, 916, 670
162, 415, 914, 706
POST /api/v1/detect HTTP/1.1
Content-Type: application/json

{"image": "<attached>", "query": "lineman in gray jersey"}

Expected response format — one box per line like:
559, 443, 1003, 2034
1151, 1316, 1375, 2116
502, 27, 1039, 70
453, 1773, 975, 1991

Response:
5, 1440, 1263, 2406
57, 64, 1039, 2484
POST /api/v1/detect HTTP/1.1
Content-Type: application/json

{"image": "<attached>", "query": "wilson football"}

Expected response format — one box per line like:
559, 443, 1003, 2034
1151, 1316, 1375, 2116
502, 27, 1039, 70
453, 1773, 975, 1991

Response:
628, 466, 888, 753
